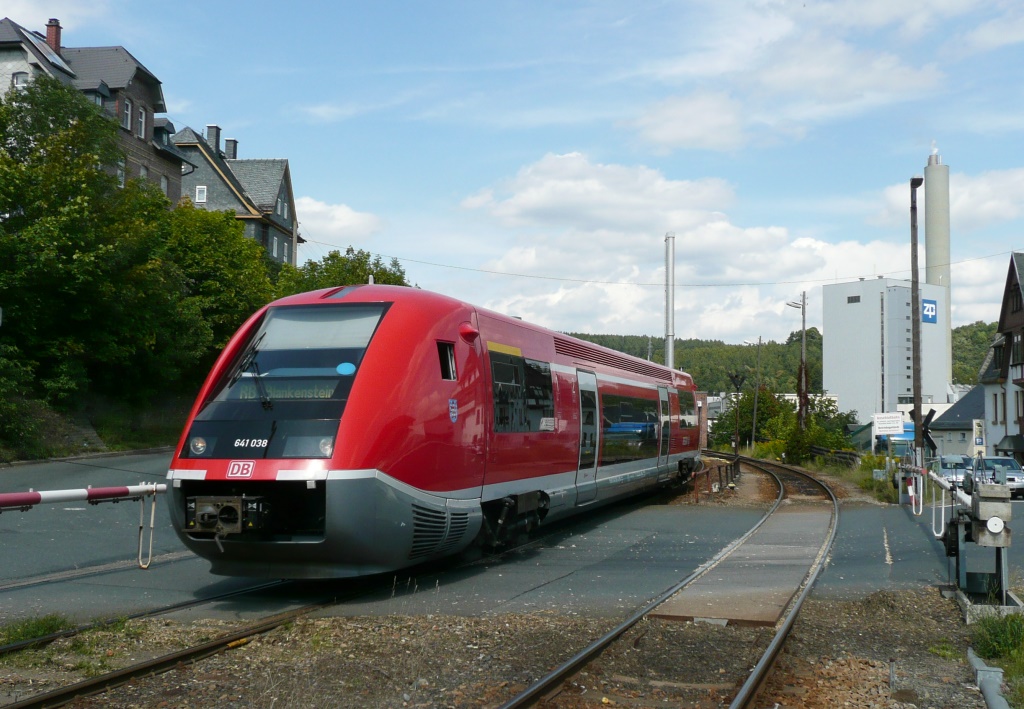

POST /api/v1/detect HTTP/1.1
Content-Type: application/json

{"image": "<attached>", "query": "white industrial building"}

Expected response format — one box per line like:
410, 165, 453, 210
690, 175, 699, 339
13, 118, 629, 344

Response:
822, 151, 954, 425
823, 278, 950, 423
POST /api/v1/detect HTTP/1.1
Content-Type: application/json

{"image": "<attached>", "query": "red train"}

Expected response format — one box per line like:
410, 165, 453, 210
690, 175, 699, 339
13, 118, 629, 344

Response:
167, 285, 701, 578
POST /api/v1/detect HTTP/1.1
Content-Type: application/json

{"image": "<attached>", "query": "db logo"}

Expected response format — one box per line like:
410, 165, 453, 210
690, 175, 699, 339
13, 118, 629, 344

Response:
226, 460, 256, 478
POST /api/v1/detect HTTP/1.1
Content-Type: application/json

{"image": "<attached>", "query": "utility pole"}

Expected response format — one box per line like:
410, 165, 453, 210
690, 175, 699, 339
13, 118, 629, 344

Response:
787, 292, 808, 431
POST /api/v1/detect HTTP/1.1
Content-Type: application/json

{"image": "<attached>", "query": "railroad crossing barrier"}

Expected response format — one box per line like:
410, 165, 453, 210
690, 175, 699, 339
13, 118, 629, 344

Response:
0, 483, 167, 569
906, 464, 1022, 622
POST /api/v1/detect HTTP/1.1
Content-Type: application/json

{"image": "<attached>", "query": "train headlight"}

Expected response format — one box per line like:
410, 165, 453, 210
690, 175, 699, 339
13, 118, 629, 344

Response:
319, 437, 334, 457
282, 435, 336, 458
189, 436, 210, 456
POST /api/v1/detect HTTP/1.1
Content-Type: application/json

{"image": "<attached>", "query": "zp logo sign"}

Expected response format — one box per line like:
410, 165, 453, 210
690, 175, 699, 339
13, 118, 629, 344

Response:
922, 299, 938, 324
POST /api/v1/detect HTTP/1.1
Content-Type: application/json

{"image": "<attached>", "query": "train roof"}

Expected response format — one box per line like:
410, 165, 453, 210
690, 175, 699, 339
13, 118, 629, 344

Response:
265, 285, 694, 385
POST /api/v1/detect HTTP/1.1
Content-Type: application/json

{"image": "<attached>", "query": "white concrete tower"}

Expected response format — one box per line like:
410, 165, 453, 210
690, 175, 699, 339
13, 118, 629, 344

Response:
924, 148, 952, 384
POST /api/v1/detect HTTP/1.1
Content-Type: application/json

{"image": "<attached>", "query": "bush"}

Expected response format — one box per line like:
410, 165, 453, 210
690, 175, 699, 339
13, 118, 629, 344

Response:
973, 613, 1024, 660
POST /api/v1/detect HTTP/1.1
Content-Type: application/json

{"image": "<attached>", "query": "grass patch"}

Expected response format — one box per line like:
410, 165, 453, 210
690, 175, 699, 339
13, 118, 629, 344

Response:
0, 614, 75, 645
927, 640, 962, 662
972, 612, 1024, 706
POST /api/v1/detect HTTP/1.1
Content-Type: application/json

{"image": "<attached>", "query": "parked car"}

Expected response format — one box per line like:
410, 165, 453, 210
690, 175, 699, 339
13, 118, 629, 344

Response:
930, 454, 970, 488
969, 456, 1024, 499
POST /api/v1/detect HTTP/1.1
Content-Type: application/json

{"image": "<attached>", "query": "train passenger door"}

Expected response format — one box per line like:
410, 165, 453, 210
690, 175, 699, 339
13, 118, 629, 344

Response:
576, 370, 599, 504
657, 387, 670, 467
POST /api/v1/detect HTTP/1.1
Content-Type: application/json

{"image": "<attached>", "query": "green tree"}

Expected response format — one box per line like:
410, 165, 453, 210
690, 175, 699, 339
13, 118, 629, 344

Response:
276, 247, 409, 297
165, 202, 273, 352
0, 75, 214, 409
952, 320, 997, 385
0, 75, 144, 403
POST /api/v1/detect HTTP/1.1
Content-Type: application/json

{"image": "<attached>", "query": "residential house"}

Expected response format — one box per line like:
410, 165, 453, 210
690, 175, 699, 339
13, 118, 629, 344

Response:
979, 253, 1024, 462
0, 17, 188, 201
173, 124, 300, 265
929, 384, 985, 459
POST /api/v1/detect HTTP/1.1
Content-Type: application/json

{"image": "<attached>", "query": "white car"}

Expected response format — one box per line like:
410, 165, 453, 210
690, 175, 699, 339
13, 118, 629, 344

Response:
970, 456, 1024, 499
930, 455, 970, 488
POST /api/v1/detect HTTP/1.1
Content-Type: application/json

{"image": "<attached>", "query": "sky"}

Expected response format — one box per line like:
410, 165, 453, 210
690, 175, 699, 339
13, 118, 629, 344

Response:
9, 0, 1024, 346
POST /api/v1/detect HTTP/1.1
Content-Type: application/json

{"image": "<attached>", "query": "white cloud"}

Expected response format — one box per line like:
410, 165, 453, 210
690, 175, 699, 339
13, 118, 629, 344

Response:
461, 152, 734, 232
873, 168, 1024, 232
632, 92, 746, 152
960, 10, 1024, 53
2, 3, 110, 31
452, 152, 957, 342
294, 197, 384, 257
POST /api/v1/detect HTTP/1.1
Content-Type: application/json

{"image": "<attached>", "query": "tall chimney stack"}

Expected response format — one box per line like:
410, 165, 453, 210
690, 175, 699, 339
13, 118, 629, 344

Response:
45, 19, 62, 56
924, 147, 952, 384
225, 139, 238, 160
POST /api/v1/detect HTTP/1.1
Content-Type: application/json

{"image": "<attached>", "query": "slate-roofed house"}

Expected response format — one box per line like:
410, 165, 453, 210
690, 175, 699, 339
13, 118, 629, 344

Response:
0, 17, 188, 202
173, 124, 300, 265
930, 384, 985, 459
979, 252, 1024, 462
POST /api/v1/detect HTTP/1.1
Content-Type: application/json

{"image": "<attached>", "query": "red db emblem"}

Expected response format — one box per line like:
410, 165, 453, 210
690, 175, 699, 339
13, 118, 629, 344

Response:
226, 460, 256, 478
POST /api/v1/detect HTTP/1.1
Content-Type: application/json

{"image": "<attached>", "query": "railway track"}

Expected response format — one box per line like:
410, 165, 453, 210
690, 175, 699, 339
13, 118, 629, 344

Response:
2, 461, 836, 708
0, 529, 569, 708
498, 454, 838, 708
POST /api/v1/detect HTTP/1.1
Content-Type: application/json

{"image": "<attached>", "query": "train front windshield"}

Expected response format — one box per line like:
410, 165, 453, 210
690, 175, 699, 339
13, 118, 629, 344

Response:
181, 303, 389, 459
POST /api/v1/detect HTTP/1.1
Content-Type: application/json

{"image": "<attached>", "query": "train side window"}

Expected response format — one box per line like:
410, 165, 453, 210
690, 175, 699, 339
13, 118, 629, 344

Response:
438, 342, 457, 380
490, 354, 554, 433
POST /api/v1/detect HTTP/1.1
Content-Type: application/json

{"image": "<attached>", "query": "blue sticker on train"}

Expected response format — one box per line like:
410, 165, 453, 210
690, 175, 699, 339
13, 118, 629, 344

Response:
336, 362, 356, 375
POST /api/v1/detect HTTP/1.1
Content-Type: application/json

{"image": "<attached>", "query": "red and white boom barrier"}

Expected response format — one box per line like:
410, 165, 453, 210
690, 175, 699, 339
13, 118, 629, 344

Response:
0, 483, 167, 569
0, 483, 166, 512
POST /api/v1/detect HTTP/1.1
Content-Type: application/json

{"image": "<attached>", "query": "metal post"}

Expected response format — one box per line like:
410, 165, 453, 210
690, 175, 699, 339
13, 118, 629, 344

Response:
910, 176, 924, 461
665, 232, 675, 370
786, 293, 808, 431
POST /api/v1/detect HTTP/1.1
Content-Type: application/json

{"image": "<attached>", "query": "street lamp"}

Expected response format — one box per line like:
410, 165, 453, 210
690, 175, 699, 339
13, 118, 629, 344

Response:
728, 372, 746, 472
786, 292, 808, 431
910, 176, 924, 462
744, 337, 762, 447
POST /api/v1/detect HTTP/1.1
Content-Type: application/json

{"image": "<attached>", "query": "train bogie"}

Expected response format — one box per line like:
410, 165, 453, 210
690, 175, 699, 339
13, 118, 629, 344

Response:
167, 284, 700, 578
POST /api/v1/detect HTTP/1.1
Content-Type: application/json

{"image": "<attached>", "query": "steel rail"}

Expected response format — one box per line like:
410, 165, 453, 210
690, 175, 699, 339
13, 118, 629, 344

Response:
498, 459, 788, 708
3, 528, 554, 708
498, 454, 837, 709
728, 456, 839, 708
0, 578, 289, 659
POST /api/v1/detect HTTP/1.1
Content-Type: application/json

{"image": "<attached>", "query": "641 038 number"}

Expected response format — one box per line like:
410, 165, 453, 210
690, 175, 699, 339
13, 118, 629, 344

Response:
234, 438, 269, 448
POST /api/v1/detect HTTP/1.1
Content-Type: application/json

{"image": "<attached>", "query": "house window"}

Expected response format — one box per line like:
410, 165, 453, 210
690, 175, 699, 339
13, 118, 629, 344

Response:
847, 295, 860, 304
122, 99, 132, 130
276, 197, 282, 215
160, 175, 168, 195
116, 159, 125, 188
137, 108, 146, 139
273, 236, 278, 257
139, 165, 148, 180
284, 201, 289, 220
195, 185, 207, 203
12, 72, 28, 91
283, 242, 289, 263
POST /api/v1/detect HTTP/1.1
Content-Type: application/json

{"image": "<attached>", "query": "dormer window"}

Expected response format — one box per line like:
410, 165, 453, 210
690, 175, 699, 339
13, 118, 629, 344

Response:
122, 99, 132, 130
137, 108, 146, 139
12, 72, 28, 91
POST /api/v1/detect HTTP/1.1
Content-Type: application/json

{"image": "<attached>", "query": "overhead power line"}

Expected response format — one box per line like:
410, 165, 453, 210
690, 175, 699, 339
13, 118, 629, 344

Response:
299, 237, 1012, 290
